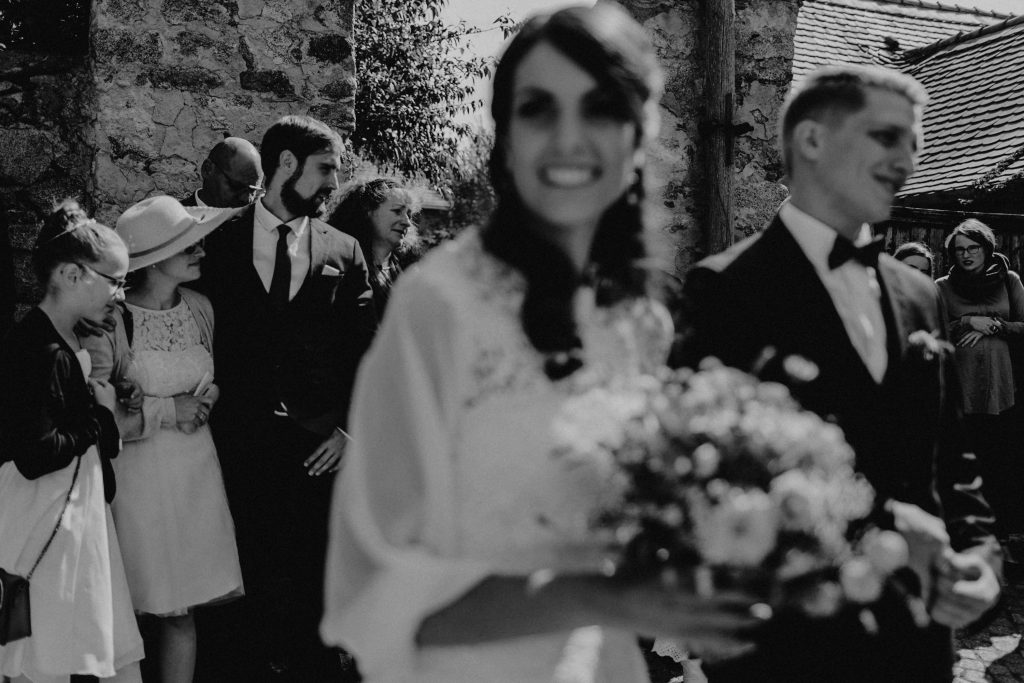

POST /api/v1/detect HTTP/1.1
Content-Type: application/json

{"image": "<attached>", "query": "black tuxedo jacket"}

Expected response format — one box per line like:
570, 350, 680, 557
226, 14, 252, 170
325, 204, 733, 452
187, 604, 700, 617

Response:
199, 204, 376, 437
678, 215, 999, 682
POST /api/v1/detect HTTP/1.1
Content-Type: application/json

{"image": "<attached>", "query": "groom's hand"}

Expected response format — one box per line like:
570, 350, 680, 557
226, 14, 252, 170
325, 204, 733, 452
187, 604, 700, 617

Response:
930, 551, 1000, 629
890, 501, 949, 602
305, 429, 348, 476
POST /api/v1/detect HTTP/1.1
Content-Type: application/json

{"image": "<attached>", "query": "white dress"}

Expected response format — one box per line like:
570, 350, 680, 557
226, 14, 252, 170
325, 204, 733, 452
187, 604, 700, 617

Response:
0, 351, 143, 683
111, 300, 242, 616
321, 230, 672, 682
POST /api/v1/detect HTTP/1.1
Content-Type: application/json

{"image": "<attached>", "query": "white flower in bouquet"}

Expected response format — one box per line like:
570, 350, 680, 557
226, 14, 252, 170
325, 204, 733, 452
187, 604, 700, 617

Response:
861, 529, 910, 574
691, 485, 778, 566
551, 385, 646, 463
770, 470, 825, 533
839, 557, 884, 604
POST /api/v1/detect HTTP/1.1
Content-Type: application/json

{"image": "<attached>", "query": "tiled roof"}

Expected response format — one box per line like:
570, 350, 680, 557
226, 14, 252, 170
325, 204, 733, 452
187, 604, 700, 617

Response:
792, 0, 1006, 81
898, 15, 1024, 198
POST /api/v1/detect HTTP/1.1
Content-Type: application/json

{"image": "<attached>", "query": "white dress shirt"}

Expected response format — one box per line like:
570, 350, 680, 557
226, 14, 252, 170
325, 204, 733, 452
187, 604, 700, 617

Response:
192, 189, 208, 207
780, 200, 888, 383
252, 199, 311, 301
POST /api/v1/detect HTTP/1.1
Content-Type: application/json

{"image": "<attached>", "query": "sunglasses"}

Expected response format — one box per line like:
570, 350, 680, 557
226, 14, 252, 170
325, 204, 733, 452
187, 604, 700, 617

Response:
79, 262, 128, 291
953, 245, 982, 256
182, 239, 205, 256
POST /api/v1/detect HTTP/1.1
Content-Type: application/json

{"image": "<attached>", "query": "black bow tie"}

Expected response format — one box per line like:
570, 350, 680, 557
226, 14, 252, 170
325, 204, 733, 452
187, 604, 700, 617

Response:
828, 235, 885, 270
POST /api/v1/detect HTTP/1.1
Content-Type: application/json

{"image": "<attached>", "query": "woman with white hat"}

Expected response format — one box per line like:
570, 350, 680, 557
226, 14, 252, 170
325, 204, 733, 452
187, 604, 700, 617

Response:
83, 195, 243, 683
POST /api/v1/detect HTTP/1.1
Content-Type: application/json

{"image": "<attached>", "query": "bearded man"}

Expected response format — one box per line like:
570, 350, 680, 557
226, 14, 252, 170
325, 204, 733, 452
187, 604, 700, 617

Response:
197, 115, 376, 681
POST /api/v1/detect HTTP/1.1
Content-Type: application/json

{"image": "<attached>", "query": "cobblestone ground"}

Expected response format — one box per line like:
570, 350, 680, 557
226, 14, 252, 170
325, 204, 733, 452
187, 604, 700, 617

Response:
954, 579, 1024, 682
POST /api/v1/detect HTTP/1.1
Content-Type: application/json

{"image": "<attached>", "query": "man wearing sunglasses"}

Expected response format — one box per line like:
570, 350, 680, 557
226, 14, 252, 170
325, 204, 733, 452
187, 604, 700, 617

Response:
183, 136, 263, 209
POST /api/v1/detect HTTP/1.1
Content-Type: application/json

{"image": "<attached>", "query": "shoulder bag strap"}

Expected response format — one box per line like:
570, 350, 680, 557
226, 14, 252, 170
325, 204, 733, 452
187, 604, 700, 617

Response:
25, 454, 83, 580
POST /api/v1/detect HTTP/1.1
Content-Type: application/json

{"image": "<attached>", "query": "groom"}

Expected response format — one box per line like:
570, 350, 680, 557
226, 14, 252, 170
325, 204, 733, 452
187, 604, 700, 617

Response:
678, 65, 1001, 682
198, 115, 376, 680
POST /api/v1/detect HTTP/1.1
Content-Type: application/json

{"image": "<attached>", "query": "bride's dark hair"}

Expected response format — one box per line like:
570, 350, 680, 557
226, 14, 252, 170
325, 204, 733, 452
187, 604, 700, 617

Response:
483, 3, 663, 379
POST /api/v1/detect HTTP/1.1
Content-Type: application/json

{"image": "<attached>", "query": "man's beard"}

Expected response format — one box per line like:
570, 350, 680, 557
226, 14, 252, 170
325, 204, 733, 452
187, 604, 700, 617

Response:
280, 166, 331, 218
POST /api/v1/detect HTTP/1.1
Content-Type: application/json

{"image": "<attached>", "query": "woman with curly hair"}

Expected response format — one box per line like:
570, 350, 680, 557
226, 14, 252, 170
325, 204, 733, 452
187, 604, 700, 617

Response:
327, 178, 420, 320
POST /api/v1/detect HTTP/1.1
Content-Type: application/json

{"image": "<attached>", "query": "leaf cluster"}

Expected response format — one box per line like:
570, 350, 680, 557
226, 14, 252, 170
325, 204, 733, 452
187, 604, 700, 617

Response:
353, 0, 510, 187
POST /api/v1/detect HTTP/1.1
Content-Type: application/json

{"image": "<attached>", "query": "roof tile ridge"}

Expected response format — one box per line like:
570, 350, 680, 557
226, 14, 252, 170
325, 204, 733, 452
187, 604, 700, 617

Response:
905, 14, 1024, 61
812, 0, 1012, 23
971, 143, 1024, 194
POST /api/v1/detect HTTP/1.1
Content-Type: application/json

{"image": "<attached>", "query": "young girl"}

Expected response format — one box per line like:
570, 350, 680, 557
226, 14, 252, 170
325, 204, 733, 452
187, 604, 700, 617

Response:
0, 201, 143, 683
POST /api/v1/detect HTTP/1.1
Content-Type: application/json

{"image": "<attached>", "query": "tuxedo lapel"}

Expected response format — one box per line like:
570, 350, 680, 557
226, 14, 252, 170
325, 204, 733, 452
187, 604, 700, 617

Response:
751, 219, 869, 376
875, 256, 915, 369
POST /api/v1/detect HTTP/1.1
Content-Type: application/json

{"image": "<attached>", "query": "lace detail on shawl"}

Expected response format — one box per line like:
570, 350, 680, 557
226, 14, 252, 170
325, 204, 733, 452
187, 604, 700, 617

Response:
448, 230, 673, 410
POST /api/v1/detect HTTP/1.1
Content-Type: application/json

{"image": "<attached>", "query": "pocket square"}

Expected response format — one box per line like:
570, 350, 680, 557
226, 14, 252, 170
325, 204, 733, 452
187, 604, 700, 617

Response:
322, 265, 341, 277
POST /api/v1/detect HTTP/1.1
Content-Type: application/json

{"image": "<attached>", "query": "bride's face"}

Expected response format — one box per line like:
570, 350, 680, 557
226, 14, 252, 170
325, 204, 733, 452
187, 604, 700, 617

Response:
502, 41, 640, 238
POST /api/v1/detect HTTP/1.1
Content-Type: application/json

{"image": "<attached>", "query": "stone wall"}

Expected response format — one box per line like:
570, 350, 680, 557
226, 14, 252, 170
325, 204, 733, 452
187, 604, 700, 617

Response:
91, 0, 357, 224
0, 52, 96, 312
0, 0, 356, 314
621, 0, 800, 275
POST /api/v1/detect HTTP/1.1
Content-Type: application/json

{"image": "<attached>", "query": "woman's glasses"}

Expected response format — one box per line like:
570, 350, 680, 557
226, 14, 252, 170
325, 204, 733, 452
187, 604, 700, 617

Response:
953, 245, 982, 256
182, 239, 205, 256
79, 262, 128, 291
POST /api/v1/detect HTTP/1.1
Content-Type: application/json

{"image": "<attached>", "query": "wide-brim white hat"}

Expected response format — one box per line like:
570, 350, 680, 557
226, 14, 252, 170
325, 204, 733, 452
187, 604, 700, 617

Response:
116, 195, 241, 271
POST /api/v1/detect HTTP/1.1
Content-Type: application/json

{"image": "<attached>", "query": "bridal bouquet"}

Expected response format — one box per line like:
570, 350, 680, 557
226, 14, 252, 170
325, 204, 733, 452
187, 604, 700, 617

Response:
553, 358, 912, 618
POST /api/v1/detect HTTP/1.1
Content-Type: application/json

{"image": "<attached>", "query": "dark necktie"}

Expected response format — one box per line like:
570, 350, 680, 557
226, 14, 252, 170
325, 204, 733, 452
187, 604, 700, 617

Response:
269, 224, 291, 310
828, 235, 885, 270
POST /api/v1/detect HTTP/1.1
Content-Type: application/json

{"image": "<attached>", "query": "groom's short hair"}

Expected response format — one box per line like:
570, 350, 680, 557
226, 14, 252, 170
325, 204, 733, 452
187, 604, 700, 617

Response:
779, 65, 928, 174
260, 115, 344, 183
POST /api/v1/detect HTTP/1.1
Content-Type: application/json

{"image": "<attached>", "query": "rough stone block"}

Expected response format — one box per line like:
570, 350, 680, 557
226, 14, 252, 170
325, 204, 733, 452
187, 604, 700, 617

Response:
320, 77, 355, 100
174, 31, 232, 62
307, 35, 352, 64
107, 135, 150, 163
148, 65, 224, 92
161, 0, 231, 25
239, 70, 295, 97
94, 28, 163, 65
307, 103, 355, 134
152, 90, 187, 126
100, 0, 148, 22
235, 0, 263, 19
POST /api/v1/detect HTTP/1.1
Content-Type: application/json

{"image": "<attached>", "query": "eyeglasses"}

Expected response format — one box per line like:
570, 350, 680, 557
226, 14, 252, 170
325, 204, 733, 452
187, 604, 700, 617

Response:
211, 159, 263, 199
79, 263, 128, 291
953, 245, 982, 256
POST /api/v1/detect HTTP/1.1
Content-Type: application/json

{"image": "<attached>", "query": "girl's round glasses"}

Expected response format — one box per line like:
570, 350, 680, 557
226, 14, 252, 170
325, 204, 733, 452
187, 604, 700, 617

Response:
79, 262, 128, 291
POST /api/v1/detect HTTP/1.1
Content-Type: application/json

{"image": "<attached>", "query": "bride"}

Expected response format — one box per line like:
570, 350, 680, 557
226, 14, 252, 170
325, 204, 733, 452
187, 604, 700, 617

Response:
320, 5, 756, 681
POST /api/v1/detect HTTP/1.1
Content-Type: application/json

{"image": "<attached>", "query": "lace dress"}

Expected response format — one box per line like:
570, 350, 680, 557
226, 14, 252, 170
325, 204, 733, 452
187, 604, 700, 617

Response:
322, 229, 672, 682
113, 300, 242, 616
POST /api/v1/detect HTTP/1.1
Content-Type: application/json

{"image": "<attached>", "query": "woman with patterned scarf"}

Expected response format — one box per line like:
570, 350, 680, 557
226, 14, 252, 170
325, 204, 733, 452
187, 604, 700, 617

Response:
937, 218, 1024, 544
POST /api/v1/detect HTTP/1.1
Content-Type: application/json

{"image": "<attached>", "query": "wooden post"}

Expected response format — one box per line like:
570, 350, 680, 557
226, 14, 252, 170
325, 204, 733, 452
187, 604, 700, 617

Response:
702, 0, 736, 256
